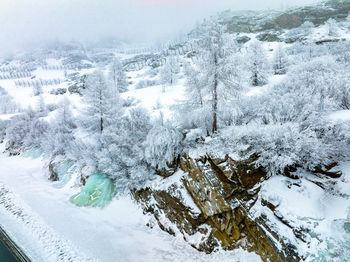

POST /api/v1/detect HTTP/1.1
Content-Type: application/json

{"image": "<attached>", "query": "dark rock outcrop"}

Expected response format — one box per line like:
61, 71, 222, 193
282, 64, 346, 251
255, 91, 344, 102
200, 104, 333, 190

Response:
134, 154, 303, 261
49, 161, 59, 182
221, 0, 350, 39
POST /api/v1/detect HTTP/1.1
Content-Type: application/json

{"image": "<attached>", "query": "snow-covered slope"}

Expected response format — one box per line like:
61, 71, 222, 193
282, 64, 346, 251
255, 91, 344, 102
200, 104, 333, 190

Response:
0, 147, 260, 262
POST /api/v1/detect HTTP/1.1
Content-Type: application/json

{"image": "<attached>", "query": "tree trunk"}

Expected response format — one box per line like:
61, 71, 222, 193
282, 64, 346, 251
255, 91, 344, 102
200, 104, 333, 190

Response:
99, 89, 103, 134
212, 53, 218, 134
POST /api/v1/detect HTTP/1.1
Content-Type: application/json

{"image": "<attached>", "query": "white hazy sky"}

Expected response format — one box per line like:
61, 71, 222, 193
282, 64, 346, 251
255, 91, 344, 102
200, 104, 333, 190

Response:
0, 0, 320, 53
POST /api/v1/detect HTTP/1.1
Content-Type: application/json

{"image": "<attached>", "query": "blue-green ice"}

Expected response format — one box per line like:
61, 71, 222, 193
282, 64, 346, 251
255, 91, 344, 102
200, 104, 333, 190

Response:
70, 173, 115, 208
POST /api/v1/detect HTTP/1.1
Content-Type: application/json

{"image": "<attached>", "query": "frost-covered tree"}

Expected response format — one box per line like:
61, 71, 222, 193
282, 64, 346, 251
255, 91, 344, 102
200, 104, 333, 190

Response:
215, 50, 350, 175
5, 108, 37, 154
284, 21, 315, 42
5, 106, 48, 154
325, 18, 340, 37
4, 89, 48, 153
218, 50, 247, 126
78, 69, 123, 170
33, 82, 43, 96
43, 97, 77, 158
300, 40, 319, 61
247, 40, 269, 86
159, 55, 180, 89
196, 17, 226, 133
273, 44, 288, 75
98, 107, 152, 191
109, 59, 128, 93
182, 61, 212, 135
25, 97, 49, 149
36, 95, 47, 117
81, 70, 121, 135
183, 17, 240, 134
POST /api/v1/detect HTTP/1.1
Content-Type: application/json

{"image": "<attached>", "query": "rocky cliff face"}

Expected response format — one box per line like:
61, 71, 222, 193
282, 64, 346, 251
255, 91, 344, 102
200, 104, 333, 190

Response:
133, 154, 310, 261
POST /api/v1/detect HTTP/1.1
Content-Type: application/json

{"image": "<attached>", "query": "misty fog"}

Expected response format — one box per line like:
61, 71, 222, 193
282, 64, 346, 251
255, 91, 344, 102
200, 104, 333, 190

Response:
0, 0, 319, 54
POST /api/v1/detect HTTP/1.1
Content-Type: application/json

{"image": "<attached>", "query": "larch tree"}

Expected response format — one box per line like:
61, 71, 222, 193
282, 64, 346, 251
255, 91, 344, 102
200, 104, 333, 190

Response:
183, 17, 240, 135
182, 61, 212, 135
159, 55, 180, 90
247, 40, 269, 86
43, 96, 77, 159
273, 44, 288, 75
109, 58, 128, 93
80, 69, 122, 156
192, 17, 226, 134
33, 82, 43, 96
98, 107, 152, 192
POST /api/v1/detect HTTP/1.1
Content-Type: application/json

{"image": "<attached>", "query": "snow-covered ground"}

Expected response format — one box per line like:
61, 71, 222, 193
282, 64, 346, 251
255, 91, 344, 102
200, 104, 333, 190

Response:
0, 147, 261, 262
121, 81, 186, 120
252, 170, 350, 260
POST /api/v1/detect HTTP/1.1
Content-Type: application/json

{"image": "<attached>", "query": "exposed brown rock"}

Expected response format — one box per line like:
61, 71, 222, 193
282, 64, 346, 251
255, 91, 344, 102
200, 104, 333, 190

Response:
261, 198, 278, 212
155, 155, 181, 178
313, 163, 342, 179
134, 154, 304, 261
274, 14, 303, 29
48, 161, 59, 182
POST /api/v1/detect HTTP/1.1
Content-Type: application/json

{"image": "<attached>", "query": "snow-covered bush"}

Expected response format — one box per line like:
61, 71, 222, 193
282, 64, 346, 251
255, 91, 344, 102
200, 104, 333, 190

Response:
0, 119, 8, 142
144, 124, 183, 168
5, 108, 48, 154
286, 40, 325, 65
0, 87, 20, 114
230, 95, 264, 125
220, 118, 350, 175
135, 79, 158, 89
283, 21, 315, 42
249, 56, 349, 125
330, 41, 350, 64
325, 18, 340, 37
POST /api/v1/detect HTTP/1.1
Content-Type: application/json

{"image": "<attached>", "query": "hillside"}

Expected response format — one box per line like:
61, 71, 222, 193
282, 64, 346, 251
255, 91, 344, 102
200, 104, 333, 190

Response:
0, 0, 350, 261
220, 0, 350, 32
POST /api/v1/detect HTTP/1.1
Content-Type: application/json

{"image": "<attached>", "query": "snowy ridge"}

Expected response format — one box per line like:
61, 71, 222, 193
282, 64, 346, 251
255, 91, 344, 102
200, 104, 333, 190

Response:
0, 182, 97, 262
